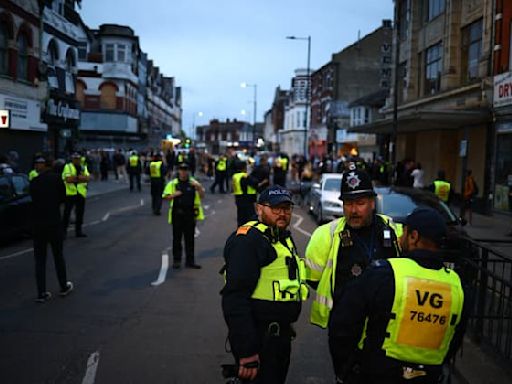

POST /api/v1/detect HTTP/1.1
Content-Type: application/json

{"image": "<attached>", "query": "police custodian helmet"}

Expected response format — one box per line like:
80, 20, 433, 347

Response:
339, 169, 376, 200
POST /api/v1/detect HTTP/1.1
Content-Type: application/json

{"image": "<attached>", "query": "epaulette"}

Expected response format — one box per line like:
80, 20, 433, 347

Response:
236, 226, 251, 236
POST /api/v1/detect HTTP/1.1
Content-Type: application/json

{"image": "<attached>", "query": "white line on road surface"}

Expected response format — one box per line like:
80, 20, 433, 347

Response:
0, 247, 33, 260
217, 199, 222, 204
203, 204, 210, 210
211, 210, 216, 216
102, 213, 110, 222
194, 227, 200, 238
151, 251, 169, 286
292, 213, 312, 237
140, 198, 144, 206
81, 351, 100, 384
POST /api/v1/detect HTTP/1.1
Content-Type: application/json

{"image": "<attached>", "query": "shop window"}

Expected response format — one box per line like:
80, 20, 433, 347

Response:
105, 43, 114, 62
100, 83, 117, 109
425, 42, 443, 95
461, 19, 482, 83
16, 33, 29, 81
0, 23, 8, 76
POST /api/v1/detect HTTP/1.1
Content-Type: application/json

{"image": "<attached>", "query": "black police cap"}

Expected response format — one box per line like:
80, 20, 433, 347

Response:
339, 170, 376, 200
258, 185, 294, 206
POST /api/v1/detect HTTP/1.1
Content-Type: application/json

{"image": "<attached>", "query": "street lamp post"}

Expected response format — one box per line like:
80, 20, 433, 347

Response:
286, 35, 311, 160
241, 82, 257, 149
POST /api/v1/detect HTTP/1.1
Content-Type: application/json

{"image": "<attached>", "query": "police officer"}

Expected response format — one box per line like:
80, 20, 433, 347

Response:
30, 155, 74, 302
273, 153, 289, 187
222, 185, 308, 384
128, 150, 142, 192
149, 152, 166, 215
29, 156, 46, 181
175, 151, 186, 170
209, 154, 227, 194
329, 208, 467, 383
429, 170, 453, 204
232, 161, 258, 227
305, 170, 402, 377
162, 163, 205, 269
62, 152, 90, 238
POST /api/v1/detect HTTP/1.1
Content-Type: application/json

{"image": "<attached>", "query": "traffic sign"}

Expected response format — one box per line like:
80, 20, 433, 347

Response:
0, 109, 9, 128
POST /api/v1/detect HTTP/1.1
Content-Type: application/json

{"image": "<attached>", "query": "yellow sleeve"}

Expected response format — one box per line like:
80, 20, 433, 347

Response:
162, 180, 175, 198
305, 223, 332, 282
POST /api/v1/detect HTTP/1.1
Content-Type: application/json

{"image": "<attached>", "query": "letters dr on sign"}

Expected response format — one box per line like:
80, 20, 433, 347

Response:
0, 110, 10, 128
397, 278, 452, 349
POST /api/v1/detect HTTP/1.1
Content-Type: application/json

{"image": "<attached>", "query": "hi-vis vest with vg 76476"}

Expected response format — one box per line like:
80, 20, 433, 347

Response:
229, 221, 309, 302
381, 258, 464, 365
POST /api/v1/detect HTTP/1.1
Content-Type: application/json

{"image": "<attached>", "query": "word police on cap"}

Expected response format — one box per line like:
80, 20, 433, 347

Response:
268, 189, 290, 196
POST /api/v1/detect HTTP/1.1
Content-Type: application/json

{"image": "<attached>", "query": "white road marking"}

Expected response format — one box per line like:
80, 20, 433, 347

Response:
203, 204, 210, 210
140, 198, 144, 206
81, 351, 100, 384
211, 210, 216, 216
217, 199, 222, 204
292, 213, 312, 237
0, 247, 33, 261
102, 213, 110, 222
151, 251, 169, 286
194, 227, 200, 238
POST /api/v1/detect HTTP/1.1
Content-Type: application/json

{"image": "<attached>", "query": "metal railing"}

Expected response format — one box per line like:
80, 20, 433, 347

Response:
453, 237, 512, 362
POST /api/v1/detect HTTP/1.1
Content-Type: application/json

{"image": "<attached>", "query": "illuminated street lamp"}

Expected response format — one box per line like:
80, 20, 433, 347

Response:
240, 82, 257, 148
286, 35, 311, 159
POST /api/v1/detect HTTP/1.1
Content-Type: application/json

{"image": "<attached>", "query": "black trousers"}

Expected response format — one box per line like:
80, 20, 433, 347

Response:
150, 179, 164, 214
172, 211, 196, 264
235, 201, 256, 227
63, 194, 86, 235
210, 172, 226, 193
129, 172, 141, 192
33, 225, 67, 294
237, 324, 292, 384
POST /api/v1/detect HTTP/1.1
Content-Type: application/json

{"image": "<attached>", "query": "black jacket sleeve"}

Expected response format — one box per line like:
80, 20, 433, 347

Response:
221, 229, 275, 358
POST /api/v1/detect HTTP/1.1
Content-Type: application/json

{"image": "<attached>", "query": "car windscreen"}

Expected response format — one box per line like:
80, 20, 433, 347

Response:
376, 192, 458, 223
323, 178, 342, 192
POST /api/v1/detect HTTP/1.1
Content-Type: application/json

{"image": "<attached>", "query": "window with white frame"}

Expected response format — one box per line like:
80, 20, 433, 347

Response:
117, 44, 126, 62
105, 43, 114, 62
77, 42, 87, 61
65, 50, 75, 94
16, 33, 29, 81
461, 19, 482, 82
425, 42, 443, 95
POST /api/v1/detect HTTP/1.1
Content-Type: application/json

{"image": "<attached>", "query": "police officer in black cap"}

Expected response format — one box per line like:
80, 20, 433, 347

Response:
305, 169, 403, 381
222, 185, 308, 384
328, 207, 468, 384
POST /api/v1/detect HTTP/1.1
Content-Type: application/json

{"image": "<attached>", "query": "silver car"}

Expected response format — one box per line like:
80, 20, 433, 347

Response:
308, 173, 343, 224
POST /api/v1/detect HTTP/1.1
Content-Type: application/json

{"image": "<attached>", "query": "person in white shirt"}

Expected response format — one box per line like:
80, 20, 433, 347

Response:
410, 163, 425, 188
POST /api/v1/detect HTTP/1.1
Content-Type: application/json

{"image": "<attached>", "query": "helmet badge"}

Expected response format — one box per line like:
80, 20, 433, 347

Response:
346, 172, 361, 190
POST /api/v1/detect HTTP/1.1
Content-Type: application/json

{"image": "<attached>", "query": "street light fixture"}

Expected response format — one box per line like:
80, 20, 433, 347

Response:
241, 82, 257, 149
286, 35, 311, 160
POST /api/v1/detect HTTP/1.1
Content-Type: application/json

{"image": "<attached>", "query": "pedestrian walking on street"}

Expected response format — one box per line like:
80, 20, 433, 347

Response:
232, 160, 257, 227
305, 169, 402, 380
221, 185, 308, 384
149, 152, 166, 215
461, 169, 477, 225
113, 149, 127, 183
162, 163, 205, 269
128, 150, 142, 192
328, 208, 468, 384
30, 155, 73, 303
62, 152, 90, 238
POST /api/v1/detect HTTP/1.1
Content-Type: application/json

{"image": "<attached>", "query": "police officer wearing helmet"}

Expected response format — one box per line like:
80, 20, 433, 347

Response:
221, 185, 308, 383
305, 170, 402, 379
329, 208, 468, 383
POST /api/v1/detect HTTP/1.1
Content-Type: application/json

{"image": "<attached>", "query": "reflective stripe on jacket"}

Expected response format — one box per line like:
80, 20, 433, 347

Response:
305, 215, 403, 328
382, 258, 464, 365
162, 177, 204, 224
62, 163, 89, 197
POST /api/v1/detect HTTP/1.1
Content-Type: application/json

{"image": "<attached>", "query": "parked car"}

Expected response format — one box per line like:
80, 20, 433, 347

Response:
308, 173, 343, 224
0, 173, 32, 241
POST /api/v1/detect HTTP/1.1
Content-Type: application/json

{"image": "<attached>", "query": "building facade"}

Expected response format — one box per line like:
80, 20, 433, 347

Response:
280, 68, 310, 157
492, 0, 512, 213
0, 0, 47, 171
196, 118, 254, 155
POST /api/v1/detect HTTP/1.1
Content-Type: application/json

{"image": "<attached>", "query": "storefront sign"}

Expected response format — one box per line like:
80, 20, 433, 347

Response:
0, 95, 47, 131
0, 109, 9, 128
494, 71, 512, 108
45, 98, 80, 123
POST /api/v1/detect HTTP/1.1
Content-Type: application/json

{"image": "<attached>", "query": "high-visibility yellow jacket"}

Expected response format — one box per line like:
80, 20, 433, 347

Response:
232, 172, 256, 195
305, 215, 402, 328
434, 180, 451, 203
62, 163, 89, 197
162, 177, 204, 224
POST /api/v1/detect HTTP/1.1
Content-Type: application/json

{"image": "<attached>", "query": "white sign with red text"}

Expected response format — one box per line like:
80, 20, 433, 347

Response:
494, 71, 512, 108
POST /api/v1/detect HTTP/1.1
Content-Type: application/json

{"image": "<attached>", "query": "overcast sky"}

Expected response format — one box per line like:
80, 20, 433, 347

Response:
80, 0, 393, 136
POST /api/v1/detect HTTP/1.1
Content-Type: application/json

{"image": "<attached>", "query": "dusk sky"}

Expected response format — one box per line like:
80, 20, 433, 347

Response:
80, 0, 393, 136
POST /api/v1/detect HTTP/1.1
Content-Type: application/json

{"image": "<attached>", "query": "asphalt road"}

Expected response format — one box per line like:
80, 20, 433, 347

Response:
0, 185, 333, 384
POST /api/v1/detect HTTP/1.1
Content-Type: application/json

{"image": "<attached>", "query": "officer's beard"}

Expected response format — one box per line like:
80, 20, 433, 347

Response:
260, 210, 290, 230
